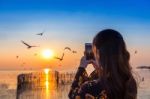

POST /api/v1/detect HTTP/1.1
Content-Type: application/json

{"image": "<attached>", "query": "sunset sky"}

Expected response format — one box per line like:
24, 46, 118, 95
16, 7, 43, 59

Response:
0, 0, 150, 71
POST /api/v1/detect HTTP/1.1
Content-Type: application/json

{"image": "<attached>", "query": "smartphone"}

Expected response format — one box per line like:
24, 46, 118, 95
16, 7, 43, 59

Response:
85, 43, 95, 60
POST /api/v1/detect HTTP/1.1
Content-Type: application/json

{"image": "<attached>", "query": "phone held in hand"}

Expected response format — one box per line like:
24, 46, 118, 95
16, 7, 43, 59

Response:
85, 43, 95, 60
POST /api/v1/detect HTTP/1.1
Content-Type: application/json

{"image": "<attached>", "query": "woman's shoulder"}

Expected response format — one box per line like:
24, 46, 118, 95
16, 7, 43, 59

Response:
81, 79, 105, 90
78, 79, 106, 98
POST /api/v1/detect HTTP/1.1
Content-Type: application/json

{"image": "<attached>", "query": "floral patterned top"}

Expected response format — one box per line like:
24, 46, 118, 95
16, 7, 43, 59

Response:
68, 67, 108, 99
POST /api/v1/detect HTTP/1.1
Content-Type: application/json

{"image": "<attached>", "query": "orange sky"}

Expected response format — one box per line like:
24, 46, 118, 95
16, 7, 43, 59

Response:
0, 39, 84, 71
0, 38, 150, 72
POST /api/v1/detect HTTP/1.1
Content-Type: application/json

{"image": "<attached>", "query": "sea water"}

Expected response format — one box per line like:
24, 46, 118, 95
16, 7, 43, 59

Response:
0, 69, 149, 99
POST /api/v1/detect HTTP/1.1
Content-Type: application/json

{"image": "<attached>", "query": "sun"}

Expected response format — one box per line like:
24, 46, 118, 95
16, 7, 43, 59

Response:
42, 49, 54, 59
44, 68, 50, 74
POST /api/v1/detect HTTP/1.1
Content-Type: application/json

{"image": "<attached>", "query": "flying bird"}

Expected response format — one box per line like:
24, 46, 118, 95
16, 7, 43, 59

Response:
16, 56, 19, 59
72, 51, 77, 54
135, 50, 137, 54
54, 53, 65, 61
64, 47, 71, 51
36, 30, 45, 36
136, 66, 150, 69
21, 40, 38, 49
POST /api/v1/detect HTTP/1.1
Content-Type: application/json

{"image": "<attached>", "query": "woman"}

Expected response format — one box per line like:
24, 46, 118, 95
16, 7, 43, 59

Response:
69, 29, 137, 99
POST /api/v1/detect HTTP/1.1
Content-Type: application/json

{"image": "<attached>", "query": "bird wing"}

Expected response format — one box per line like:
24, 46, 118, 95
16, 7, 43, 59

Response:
37, 30, 44, 35
72, 51, 77, 53
54, 53, 64, 61
54, 56, 61, 60
36, 33, 42, 35
137, 66, 150, 69
64, 47, 71, 51
21, 40, 30, 47
61, 53, 65, 59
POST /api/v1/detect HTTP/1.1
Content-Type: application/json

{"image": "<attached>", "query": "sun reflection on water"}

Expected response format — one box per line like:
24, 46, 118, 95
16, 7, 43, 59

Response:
44, 68, 50, 99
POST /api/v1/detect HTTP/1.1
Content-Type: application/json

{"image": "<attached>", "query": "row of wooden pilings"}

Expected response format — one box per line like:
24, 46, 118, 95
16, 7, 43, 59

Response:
16, 71, 75, 99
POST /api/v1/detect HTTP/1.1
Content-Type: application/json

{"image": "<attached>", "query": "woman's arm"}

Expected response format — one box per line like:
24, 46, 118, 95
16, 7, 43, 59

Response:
68, 56, 89, 99
68, 67, 88, 99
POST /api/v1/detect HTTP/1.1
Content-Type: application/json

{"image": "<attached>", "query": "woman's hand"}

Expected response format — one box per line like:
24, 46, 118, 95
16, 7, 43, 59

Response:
89, 60, 99, 69
79, 56, 91, 68
79, 56, 99, 69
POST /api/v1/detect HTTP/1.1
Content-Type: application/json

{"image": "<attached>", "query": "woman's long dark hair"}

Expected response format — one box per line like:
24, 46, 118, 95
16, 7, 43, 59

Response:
93, 29, 137, 99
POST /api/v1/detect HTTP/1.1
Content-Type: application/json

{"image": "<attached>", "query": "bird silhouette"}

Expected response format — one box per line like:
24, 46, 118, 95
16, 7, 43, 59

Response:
136, 66, 150, 69
16, 56, 19, 59
64, 47, 71, 51
72, 50, 77, 53
36, 31, 44, 36
135, 50, 137, 54
54, 53, 65, 61
21, 40, 38, 49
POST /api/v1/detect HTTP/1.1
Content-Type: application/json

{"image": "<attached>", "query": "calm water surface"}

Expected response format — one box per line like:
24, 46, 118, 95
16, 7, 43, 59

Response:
0, 70, 149, 99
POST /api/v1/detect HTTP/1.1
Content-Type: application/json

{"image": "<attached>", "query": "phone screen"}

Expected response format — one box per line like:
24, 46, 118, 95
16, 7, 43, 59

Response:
85, 43, 95, 60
